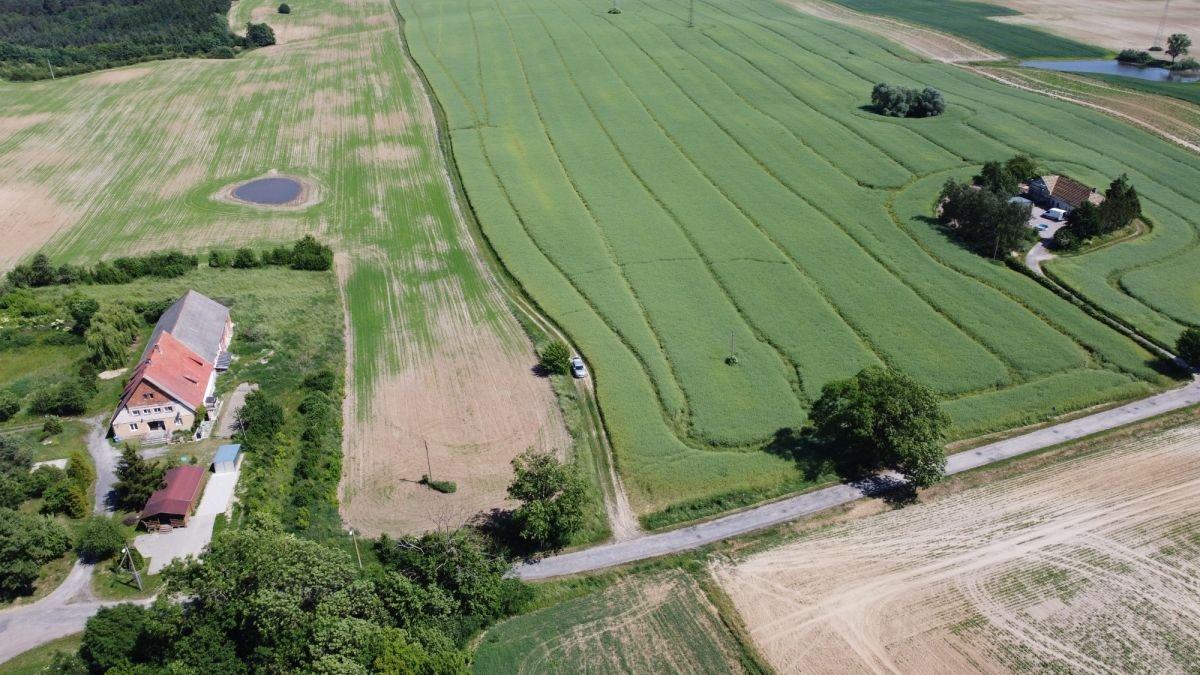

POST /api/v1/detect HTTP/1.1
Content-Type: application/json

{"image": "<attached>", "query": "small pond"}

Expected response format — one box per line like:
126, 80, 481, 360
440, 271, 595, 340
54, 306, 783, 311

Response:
231, 177, 304, 205
1020, 59, 1198, 83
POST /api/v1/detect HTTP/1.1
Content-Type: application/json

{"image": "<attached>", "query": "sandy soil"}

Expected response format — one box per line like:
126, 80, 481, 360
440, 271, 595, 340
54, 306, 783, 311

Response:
82, 67, 153, 86
991, 0, 1200, 51
786, 0, 1001, 62
717, 422, 1200, 674
0, 183, 80, 270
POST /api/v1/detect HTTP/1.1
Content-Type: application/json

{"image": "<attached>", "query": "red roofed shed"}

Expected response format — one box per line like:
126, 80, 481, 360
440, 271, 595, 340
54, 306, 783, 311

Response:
141, 465, 205, 531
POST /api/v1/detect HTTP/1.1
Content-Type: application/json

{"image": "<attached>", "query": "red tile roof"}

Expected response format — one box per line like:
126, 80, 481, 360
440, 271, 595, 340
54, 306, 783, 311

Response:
141, 465, 205, 518
119, 332, 213, 413
1038, 175, 1098, 208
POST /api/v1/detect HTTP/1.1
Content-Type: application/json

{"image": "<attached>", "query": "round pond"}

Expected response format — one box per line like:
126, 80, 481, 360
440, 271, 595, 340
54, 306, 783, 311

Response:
231, 177, 304, 205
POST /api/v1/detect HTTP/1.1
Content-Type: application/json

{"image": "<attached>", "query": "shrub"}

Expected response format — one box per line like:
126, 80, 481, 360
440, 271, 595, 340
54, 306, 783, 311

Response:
42, 415, 64, 436
420, 475, 457, 493
27, 465, 66, 498
232, 248, 261, 269
208, 249, 233, 268
1117, 48, 1153, 65
245, 22, 276, 47
278, 2, 291, 12
0, 390, 19, 422
28, 380, 89, 416
290, 235, 333, 271
76, 516, 126, 562
539, 340, 571, 375
0, 508, 71, 599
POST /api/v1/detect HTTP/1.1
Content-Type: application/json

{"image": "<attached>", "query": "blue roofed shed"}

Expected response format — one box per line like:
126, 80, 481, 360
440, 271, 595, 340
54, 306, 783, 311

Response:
213, 444, 242, 474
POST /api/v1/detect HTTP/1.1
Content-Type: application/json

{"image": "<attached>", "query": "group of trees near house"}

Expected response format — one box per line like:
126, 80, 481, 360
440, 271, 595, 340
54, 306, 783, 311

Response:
938, 155, 1040, 259
0, 0, 279, 80
3, 251, 198, 290
870, 82, 946, 118
1056, 175, 1142, 251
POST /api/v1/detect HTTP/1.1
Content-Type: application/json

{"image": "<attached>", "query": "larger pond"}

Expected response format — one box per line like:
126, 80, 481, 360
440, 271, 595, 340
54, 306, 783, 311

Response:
231, 177, 304, 205
1020, 59, 1198, 83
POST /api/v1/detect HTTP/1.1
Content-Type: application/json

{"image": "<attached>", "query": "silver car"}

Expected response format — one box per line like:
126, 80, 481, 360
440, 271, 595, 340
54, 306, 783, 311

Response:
570, 356, 588, 378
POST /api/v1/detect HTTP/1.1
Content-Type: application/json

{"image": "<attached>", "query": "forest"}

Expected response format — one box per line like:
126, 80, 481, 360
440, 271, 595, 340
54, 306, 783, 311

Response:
0, 0, 239, 80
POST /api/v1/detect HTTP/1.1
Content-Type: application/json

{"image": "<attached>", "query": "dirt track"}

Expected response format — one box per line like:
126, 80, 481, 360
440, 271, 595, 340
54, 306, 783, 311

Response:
716, 422, 1200, 673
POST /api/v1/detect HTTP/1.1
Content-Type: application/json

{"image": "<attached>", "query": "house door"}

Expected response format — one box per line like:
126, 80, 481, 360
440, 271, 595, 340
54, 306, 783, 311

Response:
149, 420, 166, 431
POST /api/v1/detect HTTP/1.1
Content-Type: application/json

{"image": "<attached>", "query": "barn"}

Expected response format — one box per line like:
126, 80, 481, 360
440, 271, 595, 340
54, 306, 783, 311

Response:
141, 465, 205, 531
212, 444, 242, 474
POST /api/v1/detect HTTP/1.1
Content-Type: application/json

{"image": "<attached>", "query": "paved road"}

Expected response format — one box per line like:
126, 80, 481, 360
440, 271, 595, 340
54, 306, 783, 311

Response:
514, 378, 1200, 580
87, 416, 120, 514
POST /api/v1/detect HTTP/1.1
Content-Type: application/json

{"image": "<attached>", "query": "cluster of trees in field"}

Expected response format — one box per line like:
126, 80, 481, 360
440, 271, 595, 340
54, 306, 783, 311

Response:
870, 82, 945, 118
1057, 175, 1142, 251
937, 155, 1039, 259
0, 0, 277, 80
1118, 34, 1196, 71
207, 235, 334, 272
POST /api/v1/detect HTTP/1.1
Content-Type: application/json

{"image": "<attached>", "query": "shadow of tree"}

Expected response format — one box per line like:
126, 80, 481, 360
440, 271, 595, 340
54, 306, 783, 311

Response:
765, 427, 919, 509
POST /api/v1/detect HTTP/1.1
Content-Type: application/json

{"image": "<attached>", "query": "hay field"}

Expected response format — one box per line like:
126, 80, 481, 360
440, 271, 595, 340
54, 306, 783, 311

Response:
991, 0, 1200, 53
398, 0, 1193, 516
474, 570, 746, 674
0, 0, 568, 535
716, 421, 1200, 673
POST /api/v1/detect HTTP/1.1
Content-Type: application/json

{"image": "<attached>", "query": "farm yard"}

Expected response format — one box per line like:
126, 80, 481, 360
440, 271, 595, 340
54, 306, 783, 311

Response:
399, 0, 1196, 517
0, 0, 569, 536
715, 419, 1200, 673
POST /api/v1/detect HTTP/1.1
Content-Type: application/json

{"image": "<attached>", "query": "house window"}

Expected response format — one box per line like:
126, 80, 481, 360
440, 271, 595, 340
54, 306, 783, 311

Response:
132, 409, 141, 416
164, 406, 173, 412
154, 407, 162, 413
129, 423, 139, 431
174, 417, 183, 426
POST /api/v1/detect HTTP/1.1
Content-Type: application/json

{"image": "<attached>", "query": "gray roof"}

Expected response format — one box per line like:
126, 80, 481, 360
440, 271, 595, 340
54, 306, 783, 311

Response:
141, 290, 230, 363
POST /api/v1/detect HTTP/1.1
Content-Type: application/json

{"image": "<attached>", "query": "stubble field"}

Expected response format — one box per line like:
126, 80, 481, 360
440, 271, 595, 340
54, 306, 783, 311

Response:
398, 0, 1194, 517
716, 420, 1200, 673
0, 0, 569, 535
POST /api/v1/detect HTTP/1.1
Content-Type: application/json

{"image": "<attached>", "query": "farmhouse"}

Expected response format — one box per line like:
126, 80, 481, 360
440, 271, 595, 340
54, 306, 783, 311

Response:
110, 290, 233, 441
1028, 175, 1104, 214
140, 465, 205, 531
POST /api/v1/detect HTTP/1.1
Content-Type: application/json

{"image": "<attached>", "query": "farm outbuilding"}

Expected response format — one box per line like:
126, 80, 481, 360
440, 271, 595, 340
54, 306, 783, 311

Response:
212, 444, 242, 474
141, 465, 205, 531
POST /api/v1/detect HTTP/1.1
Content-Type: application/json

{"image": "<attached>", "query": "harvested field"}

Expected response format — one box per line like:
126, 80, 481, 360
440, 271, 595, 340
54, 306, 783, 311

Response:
991, 0, 1200, 52
474, 570, 746, 674
716, 422, 1200, 673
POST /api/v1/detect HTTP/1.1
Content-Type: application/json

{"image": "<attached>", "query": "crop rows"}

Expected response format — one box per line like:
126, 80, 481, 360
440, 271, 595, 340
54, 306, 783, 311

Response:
398, 0, 1193, 514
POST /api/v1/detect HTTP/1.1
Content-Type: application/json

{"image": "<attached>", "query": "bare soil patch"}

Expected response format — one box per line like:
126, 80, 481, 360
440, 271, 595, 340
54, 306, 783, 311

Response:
0, 183, 80, 270
785, 0, 1001, 62
0, 113, 54, 137
717, 423, 1200, 673
82, 67, 153, 86
990, 0, 1200, 52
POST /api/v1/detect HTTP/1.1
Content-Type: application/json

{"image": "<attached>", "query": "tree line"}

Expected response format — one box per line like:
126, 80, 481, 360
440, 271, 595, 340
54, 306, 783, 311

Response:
0, 0, 276, 80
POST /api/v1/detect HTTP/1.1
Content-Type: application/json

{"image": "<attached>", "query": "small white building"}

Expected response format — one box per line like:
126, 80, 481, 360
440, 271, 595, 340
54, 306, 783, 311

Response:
212, 444, 242, 474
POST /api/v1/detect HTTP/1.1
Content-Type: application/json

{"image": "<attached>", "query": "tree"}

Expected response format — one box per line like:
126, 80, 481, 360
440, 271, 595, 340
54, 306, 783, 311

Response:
1178, 327, 1200, 366
1066, 201, 1103, 240
1167, 33, 1192, 63
0, 508, 71, 599
1004, 154, 1038, 184
67, 294, 100, 336
237, 390, 285, 437
938, 179, 1033, 258
42, 415, 63, 436
871, 82, 945, 118
114, 445, 165, 511
278, 2, 291, 12
1099, 174, 1140, 234
810, 367, 949, 489
28, 380, 88, 416
75, 516, 125, 562
81, 604, 160, 673
245, 22, 277, 47
1176, 57, 1200, 72
208, 249, 233, 268
538, 340, 571, 376
0, 390, 19, 422
507, 449, 588, 547
84, 302, 142, 369
976, 160, 1018, 196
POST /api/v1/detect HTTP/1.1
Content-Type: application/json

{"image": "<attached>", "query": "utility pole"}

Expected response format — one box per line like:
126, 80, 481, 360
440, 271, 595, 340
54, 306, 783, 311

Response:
424, 439, 433, 482
348, 528, 363, 569
46, 59, 55, 80
1153, 0, 1171, 49
121, 546, 143, 591
688, 0, 695, 28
